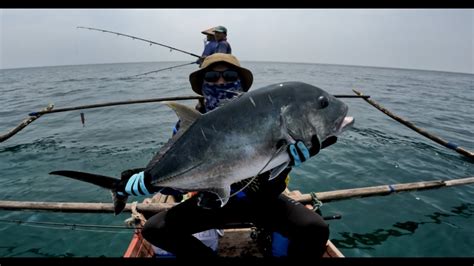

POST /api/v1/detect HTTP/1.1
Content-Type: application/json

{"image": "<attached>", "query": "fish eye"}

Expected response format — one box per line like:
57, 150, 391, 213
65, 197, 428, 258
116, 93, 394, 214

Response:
318, 96, 329, 109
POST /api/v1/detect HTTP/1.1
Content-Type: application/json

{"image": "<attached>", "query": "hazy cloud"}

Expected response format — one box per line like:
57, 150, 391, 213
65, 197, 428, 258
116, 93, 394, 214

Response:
1, 9, 472, 73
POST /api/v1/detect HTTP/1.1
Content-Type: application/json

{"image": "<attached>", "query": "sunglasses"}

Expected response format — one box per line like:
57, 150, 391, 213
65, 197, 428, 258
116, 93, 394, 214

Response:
203, 70, 239, 83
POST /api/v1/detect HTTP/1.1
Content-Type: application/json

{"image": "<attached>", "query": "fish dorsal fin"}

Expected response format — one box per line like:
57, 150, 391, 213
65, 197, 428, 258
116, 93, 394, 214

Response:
163, 101, 201, 132
145, 102, 201, 169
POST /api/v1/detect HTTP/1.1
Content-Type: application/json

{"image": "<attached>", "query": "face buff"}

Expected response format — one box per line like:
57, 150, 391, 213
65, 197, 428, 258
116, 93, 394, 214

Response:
202, 80, 244, 112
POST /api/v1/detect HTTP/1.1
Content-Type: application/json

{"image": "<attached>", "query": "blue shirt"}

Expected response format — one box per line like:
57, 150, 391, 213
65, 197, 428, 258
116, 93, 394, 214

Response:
202, 40, 218, 57
215, 40, 231, 54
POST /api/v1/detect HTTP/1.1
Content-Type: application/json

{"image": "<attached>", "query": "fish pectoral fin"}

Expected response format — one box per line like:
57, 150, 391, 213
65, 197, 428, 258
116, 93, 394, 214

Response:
162, 101, 201, 131
208, 186, 231, 207
268, 161, 290, 180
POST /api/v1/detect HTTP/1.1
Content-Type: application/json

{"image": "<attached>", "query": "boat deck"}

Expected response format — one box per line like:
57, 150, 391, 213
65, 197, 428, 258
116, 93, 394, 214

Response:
124, 192, 344, 258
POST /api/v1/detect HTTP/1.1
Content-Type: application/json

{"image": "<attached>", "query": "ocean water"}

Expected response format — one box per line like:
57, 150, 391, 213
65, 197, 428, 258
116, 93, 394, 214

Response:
0, 62, 472, 257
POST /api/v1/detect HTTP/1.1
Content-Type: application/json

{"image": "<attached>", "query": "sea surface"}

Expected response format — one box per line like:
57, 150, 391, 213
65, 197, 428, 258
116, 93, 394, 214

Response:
0, 62, 473, 257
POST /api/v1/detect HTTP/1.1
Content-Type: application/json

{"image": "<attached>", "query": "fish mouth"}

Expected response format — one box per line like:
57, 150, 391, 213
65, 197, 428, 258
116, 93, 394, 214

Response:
338, 116, 354, 134
321, 115, 354, 150
332, 110, 354, 136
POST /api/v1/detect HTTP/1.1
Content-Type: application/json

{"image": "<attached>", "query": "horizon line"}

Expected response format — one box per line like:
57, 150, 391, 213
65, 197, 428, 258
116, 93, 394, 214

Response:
1, 60, 472, 76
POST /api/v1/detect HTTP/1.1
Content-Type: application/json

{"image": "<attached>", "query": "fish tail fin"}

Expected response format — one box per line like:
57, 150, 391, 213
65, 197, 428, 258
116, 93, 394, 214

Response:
111, 189, 128, 216
49, 170, 128, 215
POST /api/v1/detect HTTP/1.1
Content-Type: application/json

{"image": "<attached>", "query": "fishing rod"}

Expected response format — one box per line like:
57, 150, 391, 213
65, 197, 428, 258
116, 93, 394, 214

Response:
130, 61, 197, 78
77, 26, 202, 59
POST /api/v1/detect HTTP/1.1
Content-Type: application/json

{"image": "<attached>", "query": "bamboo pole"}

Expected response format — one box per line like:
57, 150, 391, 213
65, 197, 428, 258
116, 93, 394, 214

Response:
0, 94, 369, 144
0, 201, 174, 214
0, 176, 472, 213
0, 96, 202, 144
0, 104, 54, 143
353, 89, 474, 159
293, 176, 474, 203
27, 96, 203, 116
28, 94, 368, 117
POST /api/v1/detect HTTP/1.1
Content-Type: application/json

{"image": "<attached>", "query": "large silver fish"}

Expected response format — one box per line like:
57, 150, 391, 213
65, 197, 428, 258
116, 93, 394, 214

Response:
51, 82, 354, 214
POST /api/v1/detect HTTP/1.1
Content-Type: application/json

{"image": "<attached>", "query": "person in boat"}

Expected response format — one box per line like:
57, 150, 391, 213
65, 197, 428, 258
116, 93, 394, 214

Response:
197, 26, 232, 67
116, 53, 329, 258
212, 26, 232, 54
197, 27, 218, 67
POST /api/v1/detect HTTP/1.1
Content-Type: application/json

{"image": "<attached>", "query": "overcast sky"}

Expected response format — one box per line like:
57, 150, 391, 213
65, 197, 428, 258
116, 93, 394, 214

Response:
1, 9, 473, 74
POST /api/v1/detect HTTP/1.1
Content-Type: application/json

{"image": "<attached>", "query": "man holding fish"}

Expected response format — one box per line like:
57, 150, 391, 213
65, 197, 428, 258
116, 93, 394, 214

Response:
115, 53, 353, 258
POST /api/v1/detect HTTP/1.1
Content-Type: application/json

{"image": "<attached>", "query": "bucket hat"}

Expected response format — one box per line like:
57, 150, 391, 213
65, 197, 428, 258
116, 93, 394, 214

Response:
189, 53, 253, 95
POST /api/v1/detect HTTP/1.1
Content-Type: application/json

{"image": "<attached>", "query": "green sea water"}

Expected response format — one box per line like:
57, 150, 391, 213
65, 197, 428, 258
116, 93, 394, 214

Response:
0, 62, 472, 257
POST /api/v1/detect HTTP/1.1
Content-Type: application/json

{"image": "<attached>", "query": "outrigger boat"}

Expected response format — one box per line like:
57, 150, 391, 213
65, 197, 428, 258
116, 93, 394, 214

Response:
2, 177, 470, 258
0, 177, 472, 257
123, 189, 344, 258
122, 176, 474, 258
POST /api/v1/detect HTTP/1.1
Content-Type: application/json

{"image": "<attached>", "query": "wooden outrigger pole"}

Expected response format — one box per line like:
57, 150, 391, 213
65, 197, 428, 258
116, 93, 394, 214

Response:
0, 104, 54, 143
1, 176, 472, 214
26, 96, 203, 116
353, 89, 474, 159
0, 95, 368, 144
0, 96, 202, 144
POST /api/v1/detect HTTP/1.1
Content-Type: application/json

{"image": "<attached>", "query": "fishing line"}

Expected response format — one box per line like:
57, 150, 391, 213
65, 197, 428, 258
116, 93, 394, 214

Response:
227, 112, 309, 199
130, 61, 196, 78
228, 145, 287, 198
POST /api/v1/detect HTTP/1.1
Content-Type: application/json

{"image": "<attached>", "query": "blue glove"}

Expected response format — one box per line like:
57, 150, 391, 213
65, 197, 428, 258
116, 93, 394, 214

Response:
117, 171, 154, 197
230, 186, 247, 201
172, 120, 181, 136
288, 141, 310, 167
